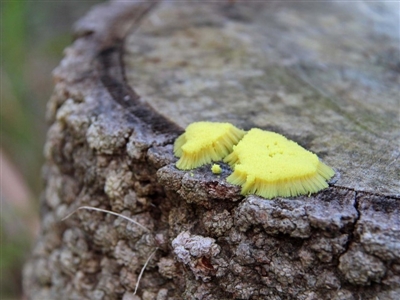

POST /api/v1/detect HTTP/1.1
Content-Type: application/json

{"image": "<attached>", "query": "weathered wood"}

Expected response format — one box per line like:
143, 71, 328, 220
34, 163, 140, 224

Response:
24, 1, 399, 300
124, 2, 400, 195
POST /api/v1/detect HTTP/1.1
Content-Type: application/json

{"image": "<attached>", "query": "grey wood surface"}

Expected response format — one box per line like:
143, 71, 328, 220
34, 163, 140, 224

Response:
124, 1, 400, 196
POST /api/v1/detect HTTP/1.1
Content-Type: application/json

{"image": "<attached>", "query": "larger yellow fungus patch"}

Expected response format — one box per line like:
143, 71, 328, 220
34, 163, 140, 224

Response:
173, 122, 334, 199
174, 122, 245, 170
224, 128, 334, 199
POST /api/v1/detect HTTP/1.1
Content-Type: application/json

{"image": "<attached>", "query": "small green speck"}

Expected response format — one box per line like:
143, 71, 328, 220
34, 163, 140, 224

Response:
211, 164, 222, 174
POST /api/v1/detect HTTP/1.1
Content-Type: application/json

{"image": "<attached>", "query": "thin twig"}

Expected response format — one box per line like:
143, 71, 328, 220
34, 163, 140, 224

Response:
134, 247, 159, 295
62, 206, 150, 232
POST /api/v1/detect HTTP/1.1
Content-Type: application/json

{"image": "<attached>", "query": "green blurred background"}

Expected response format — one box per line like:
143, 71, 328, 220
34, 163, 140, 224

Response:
1, 1, 103, 299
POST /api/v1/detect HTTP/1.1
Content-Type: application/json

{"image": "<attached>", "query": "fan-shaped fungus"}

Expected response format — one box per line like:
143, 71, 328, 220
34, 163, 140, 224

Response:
224, 128, 334, 199
174, 122, 245, 170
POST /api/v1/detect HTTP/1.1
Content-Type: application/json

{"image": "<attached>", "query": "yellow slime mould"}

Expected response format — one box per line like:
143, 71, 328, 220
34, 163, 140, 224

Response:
224, 128, 334, 199
174, 122, 245, 170
211, 164, 222, 174
173, 122, 334, 199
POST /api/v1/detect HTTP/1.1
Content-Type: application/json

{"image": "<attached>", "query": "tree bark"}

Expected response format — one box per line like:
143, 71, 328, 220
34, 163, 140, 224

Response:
24, 1, 399, 299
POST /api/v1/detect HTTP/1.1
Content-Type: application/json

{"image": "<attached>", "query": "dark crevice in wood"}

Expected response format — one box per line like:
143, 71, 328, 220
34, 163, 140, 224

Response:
331, 185, 400, 200
341, 191, 360, 256
97, 36, 182, 136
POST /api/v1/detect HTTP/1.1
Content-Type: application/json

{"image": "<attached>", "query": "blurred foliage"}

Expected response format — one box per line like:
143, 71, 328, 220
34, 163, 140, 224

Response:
0, 218, 30, 298
1, 0, 40, 192
1, 1, 104, 298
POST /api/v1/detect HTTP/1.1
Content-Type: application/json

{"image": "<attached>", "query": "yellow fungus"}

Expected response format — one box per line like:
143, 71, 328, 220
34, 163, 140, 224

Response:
211, 164, 222, 174
224, 128, 334, 199
174, 122, 245, 170
173, 122, 334, 199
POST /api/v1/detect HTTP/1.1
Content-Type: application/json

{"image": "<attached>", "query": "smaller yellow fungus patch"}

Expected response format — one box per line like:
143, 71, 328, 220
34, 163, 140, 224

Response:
211, 164, 222, 174
174, 122, 245, 170
224, 129, 334, 199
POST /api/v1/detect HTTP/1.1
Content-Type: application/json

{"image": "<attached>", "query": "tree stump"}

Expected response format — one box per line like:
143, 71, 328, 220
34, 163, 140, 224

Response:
24, 1, 400, 299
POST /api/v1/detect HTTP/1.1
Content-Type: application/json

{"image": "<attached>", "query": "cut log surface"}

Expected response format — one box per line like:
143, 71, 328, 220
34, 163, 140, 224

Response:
24, 1, 399, 300
124, 2, 400, 195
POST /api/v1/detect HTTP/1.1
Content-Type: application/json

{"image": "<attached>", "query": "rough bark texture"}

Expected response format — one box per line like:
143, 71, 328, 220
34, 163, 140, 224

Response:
24, 1, 399, 300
